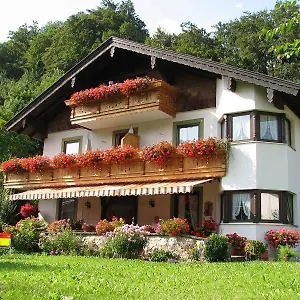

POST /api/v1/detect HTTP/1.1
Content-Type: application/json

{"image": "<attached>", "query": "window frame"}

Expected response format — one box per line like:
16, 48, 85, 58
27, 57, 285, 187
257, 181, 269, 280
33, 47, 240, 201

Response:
221, 190, 294, 224
221, 110, 292, 146
173, 118, 204, 146
61, 136, 83, 154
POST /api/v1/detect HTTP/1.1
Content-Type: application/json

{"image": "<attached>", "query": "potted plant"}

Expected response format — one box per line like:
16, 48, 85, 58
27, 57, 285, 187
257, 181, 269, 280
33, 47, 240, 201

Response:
245, 240, 266, 260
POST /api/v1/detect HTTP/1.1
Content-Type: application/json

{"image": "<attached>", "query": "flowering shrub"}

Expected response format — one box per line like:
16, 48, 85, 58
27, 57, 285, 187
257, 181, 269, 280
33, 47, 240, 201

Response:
159, 218, 190, 236
47, 219, 72, 233
193, 217, 216, 238
177, 138, 228, 161
265, 228, 300, 248
101, 224, 148, 259
39, 227, 81, 255
225, 233, 247, 253
1, 158, 23, 173
3, 217, 46, 252
245, 240, 266, 258
20, 203, 37, 218
20, 155, 51, 173
76, 150, 105, 168
96, 217, 125, 235
103, 145, 139, 164
66, 77, 153, 106
140, 141, 177, 165
52, 153, 77, 169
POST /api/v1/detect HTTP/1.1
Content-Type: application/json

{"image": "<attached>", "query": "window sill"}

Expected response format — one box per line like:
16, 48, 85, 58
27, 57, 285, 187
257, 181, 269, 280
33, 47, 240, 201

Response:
219, 222, 297, 227
230, 140, 296, 150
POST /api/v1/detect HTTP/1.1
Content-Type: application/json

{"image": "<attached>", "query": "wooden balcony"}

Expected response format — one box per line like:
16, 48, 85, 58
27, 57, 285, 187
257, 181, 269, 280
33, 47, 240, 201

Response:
3, 155, 226, 190
65, 80, 177, 130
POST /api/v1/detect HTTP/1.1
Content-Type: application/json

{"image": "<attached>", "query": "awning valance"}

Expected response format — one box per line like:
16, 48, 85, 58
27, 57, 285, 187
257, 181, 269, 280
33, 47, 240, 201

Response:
9, 179, 213, 200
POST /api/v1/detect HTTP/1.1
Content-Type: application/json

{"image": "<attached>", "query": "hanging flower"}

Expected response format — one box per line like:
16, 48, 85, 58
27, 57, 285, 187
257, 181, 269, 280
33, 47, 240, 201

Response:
20, 155, 51, 173
52, 153, 77, 169
76, 150, 105, 168
1, 158, 23, 173
103, 145, 139, 164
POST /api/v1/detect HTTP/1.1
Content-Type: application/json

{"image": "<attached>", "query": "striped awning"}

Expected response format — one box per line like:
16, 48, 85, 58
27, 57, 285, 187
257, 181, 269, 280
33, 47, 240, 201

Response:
9, 179, 213, 200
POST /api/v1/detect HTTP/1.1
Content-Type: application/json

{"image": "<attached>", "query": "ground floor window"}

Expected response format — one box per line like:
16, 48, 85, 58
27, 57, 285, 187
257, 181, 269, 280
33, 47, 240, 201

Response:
58, 198, 78, 220
174, 193, 200, 229
221, 190, 293, 224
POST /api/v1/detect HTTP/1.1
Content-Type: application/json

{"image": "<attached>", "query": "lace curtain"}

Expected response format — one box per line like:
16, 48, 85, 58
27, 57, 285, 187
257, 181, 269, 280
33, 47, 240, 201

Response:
232, 115, 251, 141
260, 115, 278, 140
232, 193, 251, 220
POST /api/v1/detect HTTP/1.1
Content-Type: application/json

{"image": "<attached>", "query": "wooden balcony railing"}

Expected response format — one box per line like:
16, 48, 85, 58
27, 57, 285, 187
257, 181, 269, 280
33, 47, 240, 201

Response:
3, 155, 226, 189
65, 80, 177, 129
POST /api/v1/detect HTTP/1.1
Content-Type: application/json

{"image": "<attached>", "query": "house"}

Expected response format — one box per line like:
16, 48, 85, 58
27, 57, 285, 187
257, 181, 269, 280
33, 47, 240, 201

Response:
3, 37, 300, 241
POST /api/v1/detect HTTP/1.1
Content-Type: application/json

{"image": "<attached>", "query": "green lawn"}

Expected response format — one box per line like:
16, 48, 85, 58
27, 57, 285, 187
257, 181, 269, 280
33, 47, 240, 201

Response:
0, 255, 300, 300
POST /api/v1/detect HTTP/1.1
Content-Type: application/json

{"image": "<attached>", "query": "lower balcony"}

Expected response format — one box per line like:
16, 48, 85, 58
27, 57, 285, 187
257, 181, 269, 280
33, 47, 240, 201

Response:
3, 155, 226, 190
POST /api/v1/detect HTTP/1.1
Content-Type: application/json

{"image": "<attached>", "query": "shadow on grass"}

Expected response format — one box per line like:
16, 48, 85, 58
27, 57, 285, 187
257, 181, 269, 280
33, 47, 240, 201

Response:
0, 260, 63, 272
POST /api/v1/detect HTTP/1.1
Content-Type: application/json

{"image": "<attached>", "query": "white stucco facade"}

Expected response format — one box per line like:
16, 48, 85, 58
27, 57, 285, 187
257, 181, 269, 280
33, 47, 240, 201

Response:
39, 76, 300, 241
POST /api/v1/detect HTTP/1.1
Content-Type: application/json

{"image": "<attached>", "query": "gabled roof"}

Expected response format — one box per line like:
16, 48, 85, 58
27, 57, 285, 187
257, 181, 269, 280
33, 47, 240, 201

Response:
6, 36, 300, 133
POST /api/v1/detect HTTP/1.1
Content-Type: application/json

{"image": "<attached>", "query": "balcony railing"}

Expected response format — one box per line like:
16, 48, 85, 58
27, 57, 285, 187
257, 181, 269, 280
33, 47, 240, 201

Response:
3, 155, 226, 189
65, 80, 177, 129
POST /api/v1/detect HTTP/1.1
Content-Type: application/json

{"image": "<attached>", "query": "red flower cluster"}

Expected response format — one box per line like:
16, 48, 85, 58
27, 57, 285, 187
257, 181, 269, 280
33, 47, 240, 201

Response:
47, 219, 72, 233
20, 203, 37, 218
1, 158, 23, 173
192, 217, 217, 238
177, 137, 225, 161
265, 228, 300, 248
20, 155, 51, 173
140, 141, 177, 165
52, 153, 77, 169
67, 77, 153, 106
225, 233, 247, 251
76, 150, 105, 168
159, 218, 190, 236
103, 145, 139, 164
96, 217, 125, 235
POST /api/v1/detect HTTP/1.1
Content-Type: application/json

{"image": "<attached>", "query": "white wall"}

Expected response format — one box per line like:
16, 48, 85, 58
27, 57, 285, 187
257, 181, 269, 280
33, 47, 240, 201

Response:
39, 199, 58, 223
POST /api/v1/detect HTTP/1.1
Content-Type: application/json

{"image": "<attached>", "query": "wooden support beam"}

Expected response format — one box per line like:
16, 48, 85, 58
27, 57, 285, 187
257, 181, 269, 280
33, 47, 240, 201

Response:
224, 76, 236, 92
267, 88, 284, 110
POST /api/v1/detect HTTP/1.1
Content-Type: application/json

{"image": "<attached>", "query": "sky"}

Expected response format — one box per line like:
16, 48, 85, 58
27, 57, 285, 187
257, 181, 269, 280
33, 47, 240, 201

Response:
0, 0, 278, 43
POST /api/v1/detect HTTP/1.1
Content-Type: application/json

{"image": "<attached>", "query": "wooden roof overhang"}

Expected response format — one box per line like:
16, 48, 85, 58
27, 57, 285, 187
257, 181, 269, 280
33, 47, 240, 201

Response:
6, 37, 300, 139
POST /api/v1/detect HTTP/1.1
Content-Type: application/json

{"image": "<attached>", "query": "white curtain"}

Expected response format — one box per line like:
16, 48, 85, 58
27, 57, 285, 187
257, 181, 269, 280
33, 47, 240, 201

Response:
260, 115, 278, 140
232, 193, 251, 220
261, 193, 279, 220
232, 115, 250, 141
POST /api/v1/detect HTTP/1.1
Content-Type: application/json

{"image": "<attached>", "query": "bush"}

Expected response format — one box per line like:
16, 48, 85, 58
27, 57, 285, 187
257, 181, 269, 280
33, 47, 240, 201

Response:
245, 240, 266, 259
96, 217, 124, 235
278, 245, 296, 261
39, 229, 82, 255
203, 233, 229, 262
148, 249, 178, 262
265, 228, 300, 248
159, 218, 190, 236
101, 224, 148, 259
47, 219, 72, 233
0, 189, 18, 231
3, 217, 46, 253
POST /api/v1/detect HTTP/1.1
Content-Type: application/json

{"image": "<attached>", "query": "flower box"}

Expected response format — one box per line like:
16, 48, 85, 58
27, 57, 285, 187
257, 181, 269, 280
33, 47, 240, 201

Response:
52, 168, 79, 180
6, 171, 28, 183
110, 160, 144, 177
144, 156, 182, 175
28, 169, 53, 182
80, 165, 110, 179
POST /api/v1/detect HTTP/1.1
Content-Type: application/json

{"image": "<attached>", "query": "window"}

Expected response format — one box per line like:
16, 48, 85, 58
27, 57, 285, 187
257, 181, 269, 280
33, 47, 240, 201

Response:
232, 114, 251, 141
113, 128, 138, 146
221, 111, 292, 146
59, 199, 77, 220
173, 119, 203, 146
62, 137, 82, 154
174, 193, 200, 229
260, 193, 279, 221
222, 190, 293, 224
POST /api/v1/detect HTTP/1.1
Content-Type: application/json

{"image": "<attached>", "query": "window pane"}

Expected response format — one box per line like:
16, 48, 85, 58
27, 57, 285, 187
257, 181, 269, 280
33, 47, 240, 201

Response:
285, 119, 291, 146
260, 115, 278, 141
287, 193, 293, 224
232, 115, 251, 141
261, 193, 279, 220
60, 199, 76, 220
65, 141, 80, 154
178, 125, 199, 144
177, 195, 199, 228
232, 193, 251, 220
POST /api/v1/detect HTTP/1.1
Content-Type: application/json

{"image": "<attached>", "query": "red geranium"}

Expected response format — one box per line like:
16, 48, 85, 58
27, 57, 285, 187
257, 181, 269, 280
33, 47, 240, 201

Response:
20, 203, 37, 218
52, 153, 77, 169
1, 158, 23, 173
103, 145, 139, 164
159, 218, 190, 236
193, 217, 217, 238
76, 150, 105, 168
225, 233, 247, 251
140, 141, 176, 165
20, 155, 51, 173
265, 228, 300, 248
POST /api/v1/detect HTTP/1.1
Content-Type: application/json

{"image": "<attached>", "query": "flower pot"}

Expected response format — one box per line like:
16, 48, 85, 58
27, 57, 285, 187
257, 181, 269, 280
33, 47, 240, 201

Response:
268, 247, 279, 261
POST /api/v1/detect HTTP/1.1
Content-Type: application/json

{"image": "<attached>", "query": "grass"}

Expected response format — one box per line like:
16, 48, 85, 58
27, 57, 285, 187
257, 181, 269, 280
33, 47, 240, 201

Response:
0, 254, 300, 299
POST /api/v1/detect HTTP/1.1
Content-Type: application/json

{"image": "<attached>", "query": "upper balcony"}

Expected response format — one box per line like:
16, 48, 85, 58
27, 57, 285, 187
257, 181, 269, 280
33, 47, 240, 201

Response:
65, 79, 177, 130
